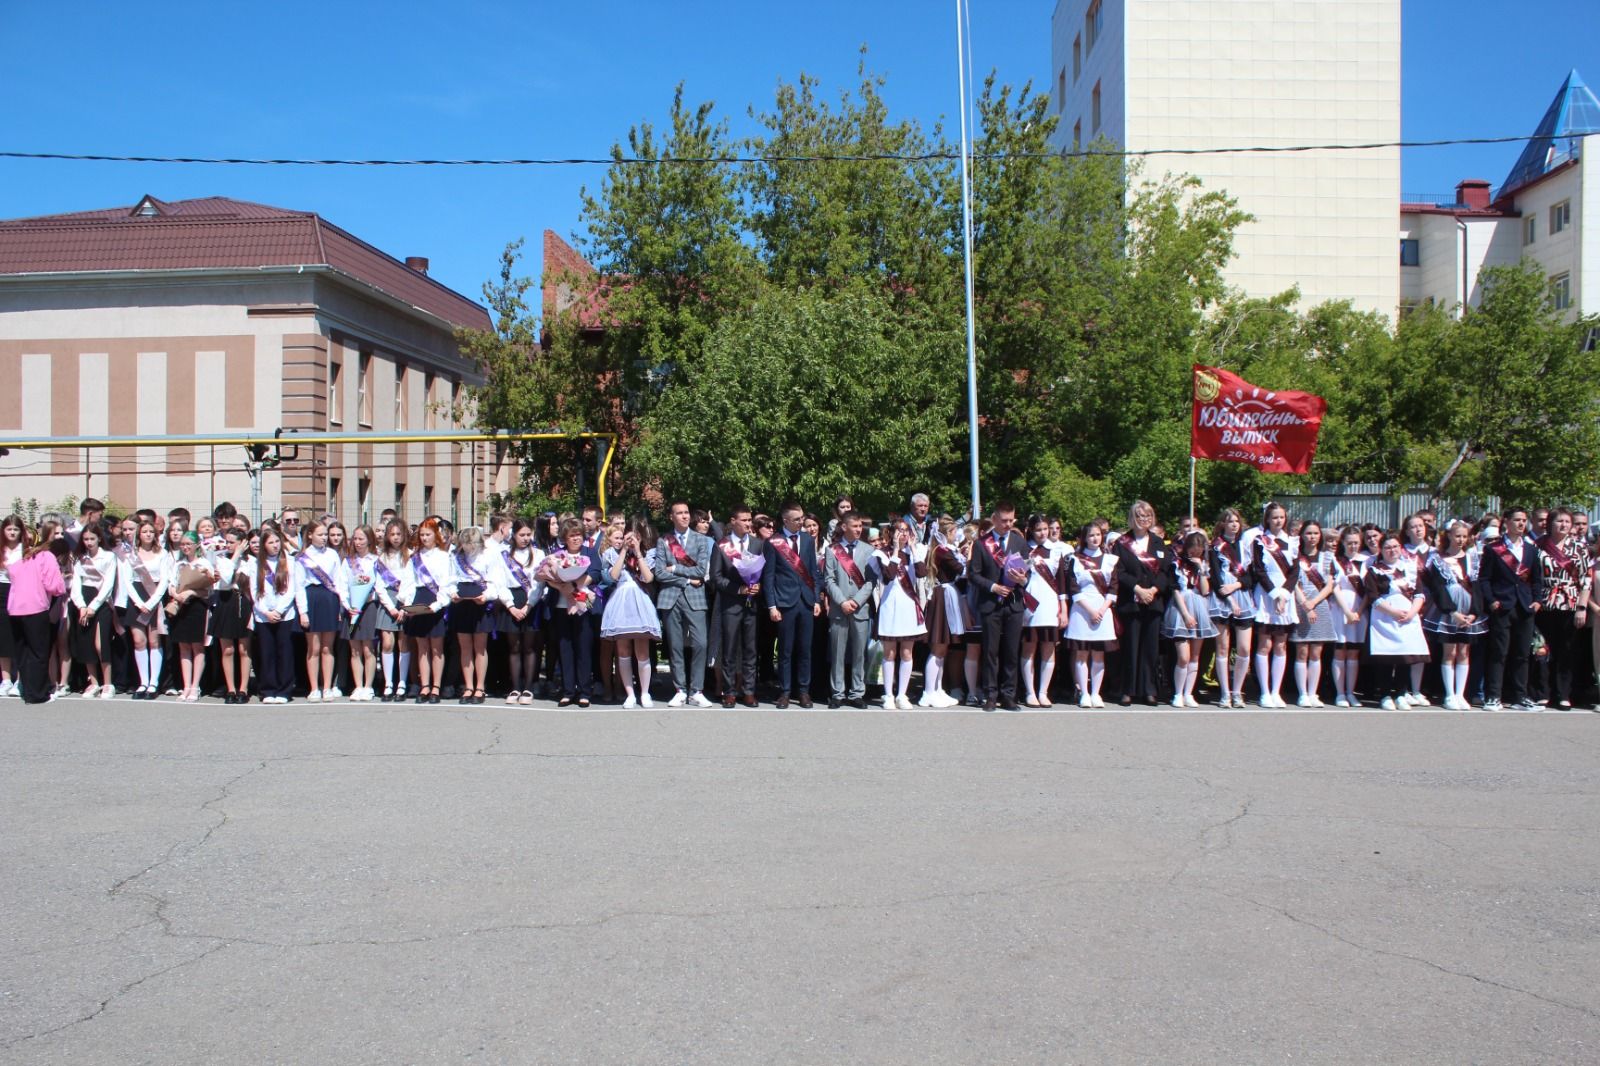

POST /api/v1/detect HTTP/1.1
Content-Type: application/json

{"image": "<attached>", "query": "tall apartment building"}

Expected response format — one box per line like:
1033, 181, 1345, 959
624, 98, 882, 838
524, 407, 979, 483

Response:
1048, 0, 1401, 317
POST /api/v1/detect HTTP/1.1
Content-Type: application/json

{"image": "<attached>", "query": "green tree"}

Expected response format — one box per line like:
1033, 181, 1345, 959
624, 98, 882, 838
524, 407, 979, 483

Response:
626, 284, 963, 513
1439, 262, 1600, 503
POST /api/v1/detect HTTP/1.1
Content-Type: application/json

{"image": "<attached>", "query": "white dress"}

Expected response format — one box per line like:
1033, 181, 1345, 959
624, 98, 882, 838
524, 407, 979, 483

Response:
1065, 550, 1119, 644
1367, 563, 1428, 656
1247, 529, 1300, 627
874, 545, 928, 639
1021, 542, 1065, 629
600, 548, 661, 639
1328, 556, 1369, 645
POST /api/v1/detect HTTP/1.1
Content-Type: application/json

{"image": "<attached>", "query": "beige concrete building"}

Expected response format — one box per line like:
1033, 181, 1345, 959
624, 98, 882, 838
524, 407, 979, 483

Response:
0, 195, 507, 523
1401, 73, 1599, 321
1049, 0, 1401, 317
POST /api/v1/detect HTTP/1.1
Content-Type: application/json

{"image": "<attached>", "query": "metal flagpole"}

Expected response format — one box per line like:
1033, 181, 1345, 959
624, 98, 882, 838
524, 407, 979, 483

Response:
1190, 456, 1197, 521
955, 0, 981, 518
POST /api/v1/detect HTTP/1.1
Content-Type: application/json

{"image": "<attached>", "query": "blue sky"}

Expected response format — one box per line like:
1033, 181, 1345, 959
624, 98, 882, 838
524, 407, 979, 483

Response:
1, 1, 1594, 310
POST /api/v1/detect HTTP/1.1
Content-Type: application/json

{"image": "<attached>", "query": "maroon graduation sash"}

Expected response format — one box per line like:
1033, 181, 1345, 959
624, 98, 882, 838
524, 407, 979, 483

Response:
667, 535, 694, 567
1024, 546, 1055, 612
771, 535, 815, 590
1538, 535, 1581, 579
1490, 539, 1531, 583
1263, 537, 1300, 587
831, 544, 866, 587
1078, 554, 1113, 598
1128, 537, 1161, 574
1178, 557, 1202, 591
883, 553, 925, 625
1300, 554, 1327, 590
1212, 536, 1241, 573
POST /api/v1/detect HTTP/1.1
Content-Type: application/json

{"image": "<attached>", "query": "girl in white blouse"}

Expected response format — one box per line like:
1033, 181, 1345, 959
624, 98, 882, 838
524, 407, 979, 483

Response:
120, 519, 172, 700
295, 521, 345, 702
240, 525, 299, 703
1243, 502, 1298, 708
373, 519, 415, 700
69, 524, 119, 698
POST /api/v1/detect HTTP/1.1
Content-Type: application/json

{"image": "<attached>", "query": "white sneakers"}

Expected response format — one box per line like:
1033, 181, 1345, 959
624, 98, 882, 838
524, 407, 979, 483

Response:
0, 679, 16, 697
668, 690, 687, 708
688, 692, 713, 708
896, 695, 913, 710
640, 693, 654, 708
1408, 692, 1430, 707
307, 689, 323, 703
883, 695, 898, 710
1172, 695, 1186, 708
622, 695, 638, 709
1380, 696, 1398, 710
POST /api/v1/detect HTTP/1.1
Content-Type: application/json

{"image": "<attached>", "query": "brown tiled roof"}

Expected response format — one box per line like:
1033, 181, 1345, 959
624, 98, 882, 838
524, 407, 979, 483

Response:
0, 195, 490, 330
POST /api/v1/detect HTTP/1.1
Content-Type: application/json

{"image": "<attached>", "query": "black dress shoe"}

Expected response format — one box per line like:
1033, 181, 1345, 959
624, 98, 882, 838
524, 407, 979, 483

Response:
983, 698, 998, 711
828, 697, 842, 709
741, 694, 758, 708
848, 697, 867, 709
775, 695, 790, 709
797, 694, 812, 708
1118, 695, 1133, 707
1001, 702, 1019, 711
721, 695, 737, 708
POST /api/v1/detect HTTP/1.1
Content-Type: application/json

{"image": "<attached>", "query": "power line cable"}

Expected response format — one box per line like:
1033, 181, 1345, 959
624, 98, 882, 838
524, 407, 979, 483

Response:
0, 133, 1576, 168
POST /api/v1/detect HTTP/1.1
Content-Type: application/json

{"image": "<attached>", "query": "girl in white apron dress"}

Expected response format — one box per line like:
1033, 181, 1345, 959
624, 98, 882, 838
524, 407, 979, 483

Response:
1328, 528, 1369, 707
1019, 515, 1066, 707
1421, 521, 1486, 710
1243, 503, 1298, 708
1208, 508, 1255, 708
1366, 533, 1429, 710
1065, 524, 1119, 708
1161, 532, 1215, 707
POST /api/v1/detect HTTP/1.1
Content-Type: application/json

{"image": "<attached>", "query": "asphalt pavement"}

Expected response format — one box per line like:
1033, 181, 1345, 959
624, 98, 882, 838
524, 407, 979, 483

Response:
3, 697, 1597, 1064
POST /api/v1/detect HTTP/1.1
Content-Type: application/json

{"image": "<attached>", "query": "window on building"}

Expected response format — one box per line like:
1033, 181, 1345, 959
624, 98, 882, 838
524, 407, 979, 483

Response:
1072, 35, 1081, 81
358, 476, 371, 525
1523, 216, 1537, 246
1073, 120, 1082, 149
450, 488, 460, 527
395, 481, 407, 519
328, 476, 341, 516
1057, 69, 1066, 111
1091, 81, 1101, 133
424, 372, 437, 429
1551, 272, 1572, 310
1550, 200, 1571, 234
357, 352, 373, 426
1399, 238, 1420, 267
423, 485, 434, 518
328, 361, 343, 425
394, 365, 408, 430
1085, 0, 1102, 54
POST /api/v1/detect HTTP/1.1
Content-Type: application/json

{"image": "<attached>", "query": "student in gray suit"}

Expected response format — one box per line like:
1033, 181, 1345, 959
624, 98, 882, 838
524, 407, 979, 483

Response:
824, 511, 881, 708
652, 500, 713, 707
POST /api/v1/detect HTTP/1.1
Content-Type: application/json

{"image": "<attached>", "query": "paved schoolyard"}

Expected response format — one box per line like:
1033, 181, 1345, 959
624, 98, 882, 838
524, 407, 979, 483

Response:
3, 698, 1597, 1064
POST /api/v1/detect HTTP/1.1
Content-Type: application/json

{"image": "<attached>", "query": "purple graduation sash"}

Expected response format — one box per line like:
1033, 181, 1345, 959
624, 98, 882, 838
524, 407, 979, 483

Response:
297, 551, 338, 593
505, 552, 535, 591
412, 553, 440, 593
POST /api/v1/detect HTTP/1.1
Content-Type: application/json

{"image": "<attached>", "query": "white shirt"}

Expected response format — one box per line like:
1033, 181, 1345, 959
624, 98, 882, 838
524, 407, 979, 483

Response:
71, 548, 120, 611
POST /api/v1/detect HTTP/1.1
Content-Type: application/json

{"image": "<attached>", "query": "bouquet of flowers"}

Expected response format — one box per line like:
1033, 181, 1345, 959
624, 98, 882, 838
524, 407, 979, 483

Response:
734, 553, 766, 589
540, 551, 592, 584
569, 587, 595, 616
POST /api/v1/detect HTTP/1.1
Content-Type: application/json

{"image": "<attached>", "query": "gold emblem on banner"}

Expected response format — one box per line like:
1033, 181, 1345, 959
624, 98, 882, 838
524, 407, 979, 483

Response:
1194, 368, 1221, 404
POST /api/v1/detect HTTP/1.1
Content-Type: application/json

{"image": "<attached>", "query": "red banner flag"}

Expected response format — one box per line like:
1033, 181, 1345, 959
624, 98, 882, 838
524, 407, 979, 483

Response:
1190, 364, 1326, 474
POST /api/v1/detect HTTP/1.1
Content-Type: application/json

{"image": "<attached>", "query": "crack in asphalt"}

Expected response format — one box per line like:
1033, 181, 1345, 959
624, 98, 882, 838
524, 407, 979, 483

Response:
1207, 887, 1600, 1021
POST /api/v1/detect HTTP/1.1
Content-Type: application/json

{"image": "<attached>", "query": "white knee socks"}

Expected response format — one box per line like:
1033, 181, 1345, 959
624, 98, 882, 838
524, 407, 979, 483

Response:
1269, 652, 1286, 699
924, 655, 943, 697
148, 648, 164, 690
1294, 660, 1309, 699
1089, 658, 1105, 696
1174, 664, 1187, 701
1038, 657, 1056, 703
882, 658, 897, 698
637, 655, 652, 698
1074, 658, 1090, 697
1307, 657, 1322, 699
617, 656, 635, 698
1331, 658, 1345, 698
136, 648, 151, 688
1186, 661, 1199, 698
1021, 654, 1037, 701
396, 651, 412, 691
1255, 652, 1271, 700
1410, 662, 1425, 698
1440, 662, 1456, 704
897, 658, 912, 699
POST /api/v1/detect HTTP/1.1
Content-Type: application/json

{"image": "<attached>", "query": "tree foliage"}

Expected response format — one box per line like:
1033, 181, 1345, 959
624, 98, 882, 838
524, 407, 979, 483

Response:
462, 60, 1600, 525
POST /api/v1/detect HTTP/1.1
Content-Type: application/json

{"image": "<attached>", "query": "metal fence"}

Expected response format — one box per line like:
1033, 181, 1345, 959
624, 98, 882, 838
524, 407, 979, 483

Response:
1276, 484, 1600, 530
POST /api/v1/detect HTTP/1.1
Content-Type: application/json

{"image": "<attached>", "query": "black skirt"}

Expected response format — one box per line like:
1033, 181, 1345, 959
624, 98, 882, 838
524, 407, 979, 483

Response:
501, 586, 540, 634
168, 596, 209, 644
403, 588, 447, 639
68, 596, 115, 664
448, 581, 488, 635
211, 589, 253, 641
302, 584, 340, 635
121, 582, 162, 629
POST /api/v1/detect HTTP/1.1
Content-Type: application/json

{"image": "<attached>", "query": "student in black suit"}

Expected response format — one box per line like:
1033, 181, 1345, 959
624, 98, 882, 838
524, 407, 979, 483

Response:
710, 505, 762, 707
762, 503, 821, 708
967, 500, 1027, 710
1480, 506, 1545, 711
1112, 499, 1172, 705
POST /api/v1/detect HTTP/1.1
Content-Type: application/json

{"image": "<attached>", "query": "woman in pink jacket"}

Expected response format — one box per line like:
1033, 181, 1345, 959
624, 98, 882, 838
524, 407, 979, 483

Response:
8, 520, 68, 703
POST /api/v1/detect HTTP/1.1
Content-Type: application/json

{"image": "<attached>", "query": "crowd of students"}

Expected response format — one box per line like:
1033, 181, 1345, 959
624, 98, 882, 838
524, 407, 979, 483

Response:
1, 493, 1595, 713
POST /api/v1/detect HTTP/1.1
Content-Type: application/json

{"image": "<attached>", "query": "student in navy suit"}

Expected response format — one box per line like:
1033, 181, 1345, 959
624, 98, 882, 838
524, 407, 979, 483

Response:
762, 503, 821, 708
967, 501, 1028, 710
1480, 506, 1545, 711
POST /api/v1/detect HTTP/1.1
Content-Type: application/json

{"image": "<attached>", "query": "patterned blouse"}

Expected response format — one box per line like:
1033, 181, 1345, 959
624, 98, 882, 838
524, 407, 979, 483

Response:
1538, 535, 1591, 613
